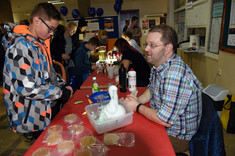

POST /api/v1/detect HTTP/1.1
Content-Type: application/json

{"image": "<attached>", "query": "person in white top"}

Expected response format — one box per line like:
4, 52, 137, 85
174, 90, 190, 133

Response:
122, 31, 143, 55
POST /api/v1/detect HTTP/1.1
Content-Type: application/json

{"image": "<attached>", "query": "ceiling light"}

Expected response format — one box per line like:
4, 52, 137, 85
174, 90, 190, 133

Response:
48, 0, 65, 5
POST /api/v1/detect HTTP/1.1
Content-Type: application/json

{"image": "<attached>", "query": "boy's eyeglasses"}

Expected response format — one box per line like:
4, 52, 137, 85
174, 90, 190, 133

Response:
39, 18, 56, 34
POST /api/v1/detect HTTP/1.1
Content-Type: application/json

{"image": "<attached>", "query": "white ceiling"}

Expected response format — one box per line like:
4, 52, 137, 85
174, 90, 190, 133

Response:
10, 0, 142, 22
10, 0, 78, 13
10, 0, 138, 13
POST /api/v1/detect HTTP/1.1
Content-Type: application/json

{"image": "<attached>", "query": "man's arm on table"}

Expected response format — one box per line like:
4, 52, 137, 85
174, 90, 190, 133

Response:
124, 88, 171, 127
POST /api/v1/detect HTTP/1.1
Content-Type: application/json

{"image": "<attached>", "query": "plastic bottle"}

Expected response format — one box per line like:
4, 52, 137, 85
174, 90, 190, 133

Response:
113, 61, 119, 76
92, 76, 100, 93
128, 68, 136, 91
119, 64, 127, 92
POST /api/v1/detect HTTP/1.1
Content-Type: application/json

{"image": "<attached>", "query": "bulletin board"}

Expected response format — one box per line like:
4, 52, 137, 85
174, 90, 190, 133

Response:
86, 16, 119, 50
86, 16, 119, 38
68, 16, 119, 50
219, 0, 235, 53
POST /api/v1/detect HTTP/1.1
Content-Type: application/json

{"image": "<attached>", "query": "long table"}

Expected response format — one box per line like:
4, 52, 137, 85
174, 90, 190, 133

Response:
80, 71, 117, 89
25, 87, 175, 156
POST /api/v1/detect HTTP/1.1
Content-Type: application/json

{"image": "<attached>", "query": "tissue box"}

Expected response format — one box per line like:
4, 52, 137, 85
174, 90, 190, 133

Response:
85, 101, 133, 134
203, 84, 229, 111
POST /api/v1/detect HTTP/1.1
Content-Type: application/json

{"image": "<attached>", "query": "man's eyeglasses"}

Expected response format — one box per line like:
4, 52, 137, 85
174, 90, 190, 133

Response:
143, 43, 165, 49
39, 18, 56, 34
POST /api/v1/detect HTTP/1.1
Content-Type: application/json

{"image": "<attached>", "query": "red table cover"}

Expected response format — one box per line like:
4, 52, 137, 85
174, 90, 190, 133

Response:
25, 88, 175, 156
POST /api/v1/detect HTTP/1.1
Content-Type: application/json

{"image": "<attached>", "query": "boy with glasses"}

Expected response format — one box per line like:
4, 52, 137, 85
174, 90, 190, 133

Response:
124, 25, 202, 154
2, 3, 73, 138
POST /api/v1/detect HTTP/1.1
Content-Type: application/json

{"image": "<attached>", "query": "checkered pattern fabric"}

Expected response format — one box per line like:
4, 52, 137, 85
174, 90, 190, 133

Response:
148, 54, 202, 140
2, 23, 65, 133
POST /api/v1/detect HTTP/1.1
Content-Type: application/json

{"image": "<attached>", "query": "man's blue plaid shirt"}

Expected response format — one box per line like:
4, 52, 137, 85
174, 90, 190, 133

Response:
148, 54, 202, 140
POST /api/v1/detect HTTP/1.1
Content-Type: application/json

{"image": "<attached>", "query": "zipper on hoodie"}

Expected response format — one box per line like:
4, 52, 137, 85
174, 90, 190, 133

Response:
24, 101, 32, 124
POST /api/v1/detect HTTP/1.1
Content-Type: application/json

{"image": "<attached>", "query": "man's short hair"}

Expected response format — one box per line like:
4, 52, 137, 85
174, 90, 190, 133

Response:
131, 16, 139, 22
65, 21, 77, 29
149, 25, 178, 53
30, 3, 61, 23
122, 31, 132, 39
88, 37, 100, 47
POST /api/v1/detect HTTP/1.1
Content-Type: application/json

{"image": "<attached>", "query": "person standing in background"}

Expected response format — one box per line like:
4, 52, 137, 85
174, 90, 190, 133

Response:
123, 19, 130, 32
75, 37, 99, 84
71, 17, 88, 58
127, 16, 142, 46
51, 21, 77, 79
94, 30, 108, 52
2, 3, 73, 138
122, 31, 143, 55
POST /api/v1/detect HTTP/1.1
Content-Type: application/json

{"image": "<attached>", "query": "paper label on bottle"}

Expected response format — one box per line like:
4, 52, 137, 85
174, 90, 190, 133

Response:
92, 83, 100, 93
128, 77, 136, 91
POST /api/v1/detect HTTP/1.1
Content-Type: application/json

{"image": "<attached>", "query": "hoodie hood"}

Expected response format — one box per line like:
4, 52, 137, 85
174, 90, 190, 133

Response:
2, 23, 52, 71
2, 23, 35, 49
2, 23, 50, 50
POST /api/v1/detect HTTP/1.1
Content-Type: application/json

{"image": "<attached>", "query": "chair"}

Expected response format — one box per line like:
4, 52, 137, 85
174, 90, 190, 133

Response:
189, 93, 226, 156
53, 60, 67, 82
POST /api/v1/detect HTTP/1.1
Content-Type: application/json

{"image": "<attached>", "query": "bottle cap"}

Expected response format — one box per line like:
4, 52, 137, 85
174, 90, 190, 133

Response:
130, 68, 134, 71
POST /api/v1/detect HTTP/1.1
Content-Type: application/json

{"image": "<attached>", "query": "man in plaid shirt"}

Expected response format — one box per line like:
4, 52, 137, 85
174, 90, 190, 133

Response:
124, 25, 202, 154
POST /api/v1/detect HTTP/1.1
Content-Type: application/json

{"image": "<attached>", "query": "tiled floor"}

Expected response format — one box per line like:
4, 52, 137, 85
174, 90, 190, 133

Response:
0, 84, 235, 155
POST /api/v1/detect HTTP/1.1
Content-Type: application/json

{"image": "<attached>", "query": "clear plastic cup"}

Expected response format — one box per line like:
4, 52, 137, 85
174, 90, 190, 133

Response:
107, 66, 114, 79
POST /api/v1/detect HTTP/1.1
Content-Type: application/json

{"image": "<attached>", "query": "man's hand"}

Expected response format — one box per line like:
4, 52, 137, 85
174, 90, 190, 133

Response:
123, 94, 139, 112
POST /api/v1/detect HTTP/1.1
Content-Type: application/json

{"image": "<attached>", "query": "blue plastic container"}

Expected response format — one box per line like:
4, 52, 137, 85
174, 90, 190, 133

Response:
90, 91, 110, 103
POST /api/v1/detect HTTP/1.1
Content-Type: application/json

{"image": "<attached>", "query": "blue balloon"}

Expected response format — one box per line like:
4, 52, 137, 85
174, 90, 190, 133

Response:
88, 7, 96, 17
72, 9, 80, 18
114, 3, 121, 13
115, 0, 123, 5
96, 8, 104, 17
60, 6, 68, 16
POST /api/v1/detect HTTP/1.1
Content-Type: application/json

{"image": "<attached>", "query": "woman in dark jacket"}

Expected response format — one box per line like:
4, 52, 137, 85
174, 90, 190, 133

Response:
115, 38, 150, 87
51, 21, 77, 68
50, 21, 77, 88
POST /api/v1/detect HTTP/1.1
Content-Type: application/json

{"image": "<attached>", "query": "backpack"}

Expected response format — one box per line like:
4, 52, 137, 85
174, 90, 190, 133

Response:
0, 41, 5, 82
0, 36, 15, 83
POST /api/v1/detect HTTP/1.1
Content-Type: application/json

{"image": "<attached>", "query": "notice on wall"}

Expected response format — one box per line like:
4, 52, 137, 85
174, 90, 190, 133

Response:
84, 33, 95, 42
227, 0, 235, 46
142, 19, 149, 29
186, 1, 192, 9
86, 19, 99, 31
212, 1, 224, 18
87, 22, 99, 31
85, 19, 99, 41
209, 18, 222, 53
149, 20, 155, 29
104, 17, 114, 32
